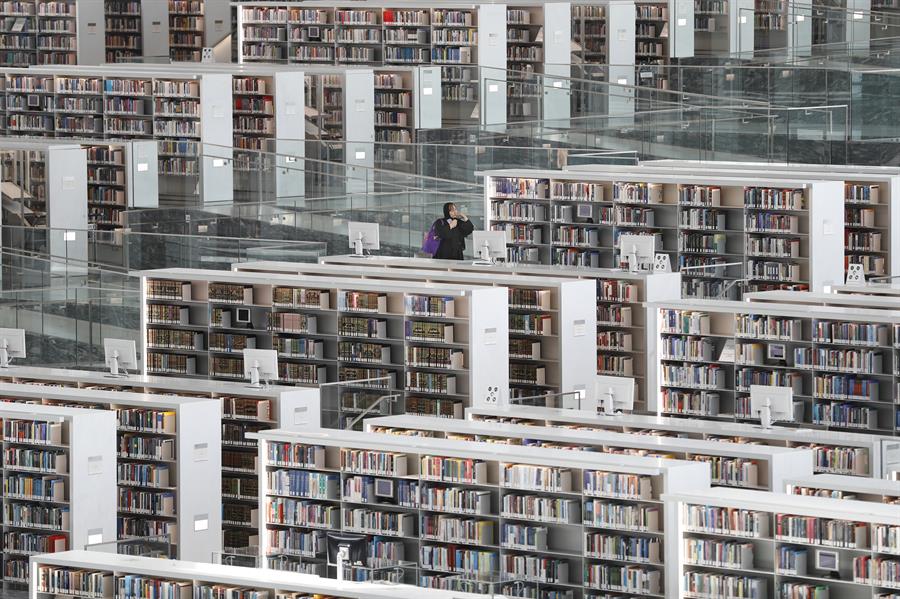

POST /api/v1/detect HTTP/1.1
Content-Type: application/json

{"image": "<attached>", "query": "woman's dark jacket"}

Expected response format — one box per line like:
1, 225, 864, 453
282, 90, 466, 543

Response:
432, 218, 475, 260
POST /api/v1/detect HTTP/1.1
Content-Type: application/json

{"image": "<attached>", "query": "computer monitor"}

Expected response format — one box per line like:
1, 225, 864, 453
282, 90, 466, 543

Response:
595, 375, 635, 415
347, 221, 380, 256
374, 478, 394, 499
0, 328, 25, 368
749, 385, 794, 429
815, 549, 840, 575
104, 338, 137, 377
472, 230, 506, 263
235, 308, 252, 325
243, 348, 278, 388
618, 234, 656, 272
326, 531, 369, 580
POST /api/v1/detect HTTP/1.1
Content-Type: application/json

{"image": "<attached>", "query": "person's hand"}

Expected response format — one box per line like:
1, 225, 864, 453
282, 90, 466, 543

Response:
448, 219, 458, 229
458, 213, 468, 221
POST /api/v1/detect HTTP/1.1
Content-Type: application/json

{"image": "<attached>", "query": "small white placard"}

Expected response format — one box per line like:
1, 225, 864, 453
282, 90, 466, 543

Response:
213, 159, 226, 167
215, 19, 225, 31
64, 231, 76, 242
152, 20, 161, 33
62, 176, 75, 190
137, 162, 149, 172
87, 532, 103, 545
87, 455, 103, 475
483, 327, 497, 345
618, 29, 627, 41
213, 105, 224, 118
355, 151, 366, 160
488, 32, 498, 46
740, 15, 748, 23
718, 339, 736, 363
194, 515, 209, 531
796, 14, 805, 21
423, 87, 433, 95
573, 320, 586, 337
285, 102, 297, 115
197, 225, 208, 233
678, 18, 687, 26
489, 84, 499, 93
294, 406, 309, 426
193, 442, 209, 462
355, 99, 365, 112
853, 11, 863, 19
87, 22, 97, 34
553, 81, 563, 88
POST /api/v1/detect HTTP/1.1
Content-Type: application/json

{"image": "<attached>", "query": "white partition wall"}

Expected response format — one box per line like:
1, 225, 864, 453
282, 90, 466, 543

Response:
479, 3, 509, 129
45, 145, 89, 270
669, 0, 695, 57
141, 0, 170, 58
345, 69, 376, 194
74, 0, 105, 65
274, 70, 306, 202
199, 73, 234, 205
414, 66, 442, 129
126, 141, 160, 209
608, 0, 637, 118
542, 2, 573, 124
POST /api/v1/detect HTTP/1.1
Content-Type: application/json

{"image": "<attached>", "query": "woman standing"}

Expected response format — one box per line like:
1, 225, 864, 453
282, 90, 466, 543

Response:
431, 202, 474, 260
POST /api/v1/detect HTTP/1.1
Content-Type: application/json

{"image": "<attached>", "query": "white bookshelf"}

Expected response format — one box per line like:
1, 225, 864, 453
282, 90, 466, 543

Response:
0, 66, 234, 205
0, 382, 221, 562
785, 473, 900, 503
168, 0, 231, 62
0, 401, 116, 589
140, 268, 510, 417
489, 166, 845, 298
0, 0, 104, 67
638, 161, 900, 279
666, 486, 900, 599
464, 405, 896, 479
365, 413, 815, 491
252, 427, 711, 594
314, 254, 682, 412
0, 140, 88, 270
651, 298, 900, 438
31, 549, 494, 599
0, 366, 321, 553
694, 0, 754, 54
234, 259, 598, 406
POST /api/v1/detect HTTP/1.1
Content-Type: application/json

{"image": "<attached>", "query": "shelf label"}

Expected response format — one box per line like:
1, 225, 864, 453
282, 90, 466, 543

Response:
573, 320, 586, 337
137, 162, 149, 172
193, 442, 209, 462
355, 151, 366, 160
678, 18, 687, 26
488, 32, 498, 46
64, 231, 76, 242
62, 176, 75, 190
194, 515, 209, 531
483, 327, 497, 345
489, 84, 499, 93
152, 21, 161, 33
87, 22, 97, 34
618, 29, 628, 41
87, 455, 103, 475
87, 530, 103, 545
423, 87, 433, 95
285, 102, 297, 115
294, 406, 310, 426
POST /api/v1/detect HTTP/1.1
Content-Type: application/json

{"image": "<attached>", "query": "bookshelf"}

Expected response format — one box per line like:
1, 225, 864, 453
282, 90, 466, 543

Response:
0, 66, 234, 205
373, 66, 441, 171
0, 401, 115, 589
315, 254, 682, 412
464, 405, 897, 479
484, 167, 845, 298
652, 298, 900, 437
753, 0, 812, 56
785, 474, 900, 504
0, 366, 321, 553
252, 427, 711, 594
105, 0, 142, 63
233, 260, 598, 406
0, 0, 104, 67
141, 268, 509, 417
32, 549, 495, 599
0, 382, 222, 562
667, 486, 900, 599
636, 161, 900, 279
234, 2, 508, 127
0, 140, 88, 270
571, 1, 636, 119
365, 414, 816, 491
694, 0, 754, 54
82, 140, 158, 232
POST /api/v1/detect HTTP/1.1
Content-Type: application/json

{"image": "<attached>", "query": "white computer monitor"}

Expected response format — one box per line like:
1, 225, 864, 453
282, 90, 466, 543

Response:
243, 348, 278, 388
347, 221, 380, 256
472, 230, 507, 263
618, 234, 656, 272
595, 375, 635, 415
0, 328, 25, 368
815, 549, 840, 573
749, 385, 794, 429
104, 338, 137, 377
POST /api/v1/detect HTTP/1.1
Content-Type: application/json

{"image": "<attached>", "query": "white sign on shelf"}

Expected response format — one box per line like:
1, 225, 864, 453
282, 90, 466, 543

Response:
573, 319, 586, 337
483, 327, 497, 345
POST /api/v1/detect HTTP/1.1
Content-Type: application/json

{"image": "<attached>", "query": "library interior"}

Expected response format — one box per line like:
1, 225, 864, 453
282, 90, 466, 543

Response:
0, 2, 899, 599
